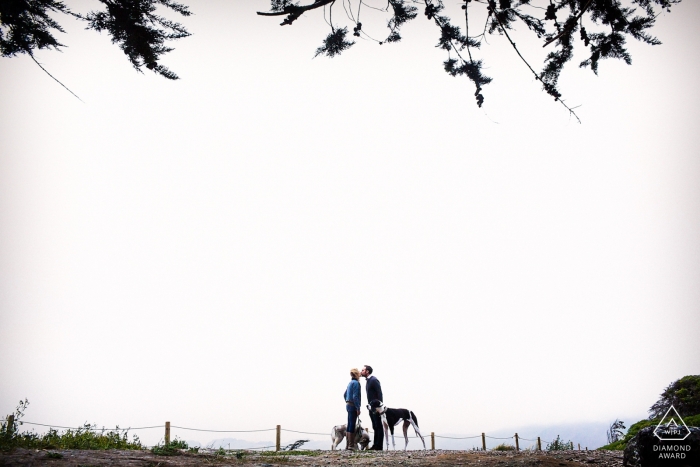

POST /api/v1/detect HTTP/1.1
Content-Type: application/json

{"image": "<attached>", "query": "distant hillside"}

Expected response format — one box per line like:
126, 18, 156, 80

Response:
600, 414, 700, 451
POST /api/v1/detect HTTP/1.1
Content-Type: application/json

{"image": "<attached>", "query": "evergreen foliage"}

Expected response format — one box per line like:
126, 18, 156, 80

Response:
258, 0, 683, 119
599, 414, 700, 450
649, 375, 700, 419
0, 1, 684, 116
0, 0, 190, 79
606, 419, 626, 444
599, 375, 700, 451
79, 0, 191, 79
314, 27, 355, 57
0, 0, 69, 57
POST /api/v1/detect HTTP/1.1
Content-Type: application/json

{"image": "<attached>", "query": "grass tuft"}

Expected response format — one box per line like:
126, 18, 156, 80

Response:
493, 443, 516, 451
1, 399, 143, 452
546, 435, 574, 451
151, 438, 191, 456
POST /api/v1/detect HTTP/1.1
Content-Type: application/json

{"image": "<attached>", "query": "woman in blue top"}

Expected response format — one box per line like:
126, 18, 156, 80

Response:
344, 368, 362, 450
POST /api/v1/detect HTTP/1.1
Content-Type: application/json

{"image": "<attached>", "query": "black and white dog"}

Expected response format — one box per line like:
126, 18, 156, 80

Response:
368, 400, 426, 450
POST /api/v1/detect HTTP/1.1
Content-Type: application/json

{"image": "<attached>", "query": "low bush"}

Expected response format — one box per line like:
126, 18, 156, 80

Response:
547, 435, 574, 451
150, 438, 193, 456
493, 443, 516, 451
4, 424, 144, 451
1, 399, 142, 452
599, 414, 700, 451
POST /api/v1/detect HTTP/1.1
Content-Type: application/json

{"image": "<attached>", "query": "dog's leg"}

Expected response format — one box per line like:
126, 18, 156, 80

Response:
332, 433, 345, 451
409, 419, 426, 450
331, 426, 346, 451
389, 425, 397, 450
401, 420, 410, 450
382, 414, 390, 450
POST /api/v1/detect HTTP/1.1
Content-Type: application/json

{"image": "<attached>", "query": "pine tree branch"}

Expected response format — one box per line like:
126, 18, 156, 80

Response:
543, 0, 593, 47
29, 53, 84, 103
464, 0, 474, 62
489, 4, 580, 122
257, 0, 336, 17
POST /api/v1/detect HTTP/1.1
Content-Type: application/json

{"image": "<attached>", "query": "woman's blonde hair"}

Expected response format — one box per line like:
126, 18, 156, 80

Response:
350, 368, 361, 380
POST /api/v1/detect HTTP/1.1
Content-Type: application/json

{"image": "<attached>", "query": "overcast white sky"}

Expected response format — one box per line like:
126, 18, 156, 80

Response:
0, 0, 698, 450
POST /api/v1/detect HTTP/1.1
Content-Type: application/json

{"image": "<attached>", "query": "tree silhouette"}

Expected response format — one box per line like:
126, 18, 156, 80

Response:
606, 419, 626, 444
1, 0, 683, 118
649, 375, 700, 419
258, 0, 682, 120
0, 0, 190, 81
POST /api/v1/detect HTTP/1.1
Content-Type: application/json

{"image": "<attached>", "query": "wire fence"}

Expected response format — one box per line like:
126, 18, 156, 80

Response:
22, 422, 163, 431
281, 428, 329, 436
12, 419, 585, 452
171, 425, 276, 433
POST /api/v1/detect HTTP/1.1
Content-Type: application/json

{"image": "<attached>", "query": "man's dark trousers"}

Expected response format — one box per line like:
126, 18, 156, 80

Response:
369, 409, 384, 450
365, 375, 384, 450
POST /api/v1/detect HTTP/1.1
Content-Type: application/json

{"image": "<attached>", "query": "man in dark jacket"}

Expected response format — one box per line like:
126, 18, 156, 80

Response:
361, 365, 384, 450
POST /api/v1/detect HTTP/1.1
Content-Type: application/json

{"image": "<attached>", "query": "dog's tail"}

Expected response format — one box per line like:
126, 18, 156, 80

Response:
410, 411, 419, 427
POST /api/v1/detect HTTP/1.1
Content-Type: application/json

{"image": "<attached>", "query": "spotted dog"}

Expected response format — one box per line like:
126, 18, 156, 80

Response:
368, 400, 426, 450
330, 418, 370, 451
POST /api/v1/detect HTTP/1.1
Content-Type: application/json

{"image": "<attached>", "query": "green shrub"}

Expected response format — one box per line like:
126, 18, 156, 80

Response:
600, 375, 700, 451
683, 414, 700, 427
599, 418, 655, 451
12, 425, 143, 451
151, 438, 189, 456
547, 435, 574, 451
649, 375, 700, 419
599, 414, 700, 451
1, 399, 143, 452
493, 443, 515, 451
599, 439, 626, 451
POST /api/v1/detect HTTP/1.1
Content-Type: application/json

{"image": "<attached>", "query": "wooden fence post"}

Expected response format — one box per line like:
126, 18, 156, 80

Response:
7, 415, 14, 436
537, 437, 541, 451
578, 443, 581, 451
431, 432, 435, 450
165, 421, 170, 445
276, 425, 281, 451
515, 433, 519, 451
481, 433, 486, 451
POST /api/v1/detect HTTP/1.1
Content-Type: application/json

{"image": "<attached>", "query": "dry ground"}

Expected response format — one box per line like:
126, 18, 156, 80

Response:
0, 448, 622, 467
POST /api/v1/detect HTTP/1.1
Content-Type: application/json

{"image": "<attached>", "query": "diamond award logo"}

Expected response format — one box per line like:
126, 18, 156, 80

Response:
653, 405, 690, 441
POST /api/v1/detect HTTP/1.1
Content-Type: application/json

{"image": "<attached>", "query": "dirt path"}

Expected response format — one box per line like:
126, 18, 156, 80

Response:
0, 448, 623, 467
